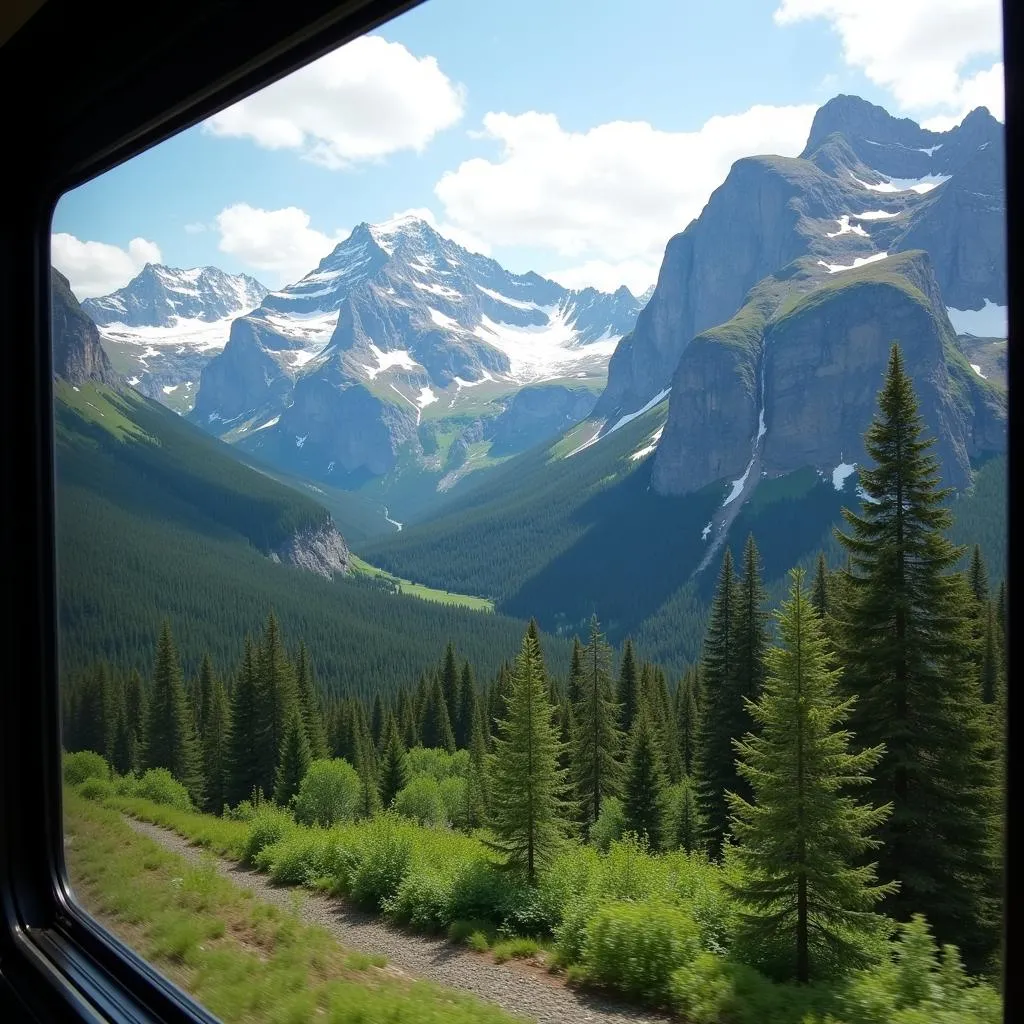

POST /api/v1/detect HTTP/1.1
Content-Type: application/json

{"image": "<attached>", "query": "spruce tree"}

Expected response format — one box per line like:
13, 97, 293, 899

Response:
456, 661, 477, 749
676, 669, 701, 778
378, 715, 409, 808
734, 533, 769, 731
354, 730, 380, 818
142, 621, 202, 803
968, 545, 990, 604
697, 548, 744, 858
226, 636, 267, 806
370, 693, 386, 748
441, 641, 460, 735
467, 708, 490, 828
487, 632, 568, 880
811, 552, 830, 620
202, 677, 231, 814
616, 638, 639, 735
123, 668, 146, 773
675, 775, 702, 854
196, 652, 215, 739
256, 612, 296, 796
835, 344, 999, 968
727, 567, 896, 983
650, 665, 682, 782
567, 636, 585, 706
398, 689, 419, 749
570, 615, 622, 835
623, 702, 666, 849
980, 602, 1001, 705
420, 677, 456, 752
274, 706, 311, 806
294, 640, 329, 760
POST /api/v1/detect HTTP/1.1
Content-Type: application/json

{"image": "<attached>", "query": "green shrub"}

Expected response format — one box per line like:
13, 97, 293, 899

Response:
293, 759, 359, 827
670, 951, 736, 1023
447, 858, 509, 925
394, 775, 444, 826
439, 776, 470, 829
78, 776, 114, 801
225, 799, 257, 821
135, 768, 192, 811
467, 930, 491, 953
63, 750, 110, 786
384, 864, 453, 932
554, 894, 599, 965
590, 796, 626, 852
594, 833, 670, 902
448, 919, 496, 947
242, 804, 295, 864
349, 815, 414, 910
255, 828, 335, 886
583, 899, 700, 1003
406, 746, 469, 781
113, 773, 139, 797
492, 937, 542, 963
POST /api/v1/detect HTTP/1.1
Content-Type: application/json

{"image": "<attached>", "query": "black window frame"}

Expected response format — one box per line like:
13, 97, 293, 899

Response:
0, 0, 1018, 1020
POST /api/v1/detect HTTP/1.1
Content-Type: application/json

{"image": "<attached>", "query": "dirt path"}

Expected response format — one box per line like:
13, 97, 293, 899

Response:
124, 817, 672, 1024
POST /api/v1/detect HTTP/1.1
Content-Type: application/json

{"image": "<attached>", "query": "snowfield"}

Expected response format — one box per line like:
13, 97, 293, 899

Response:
817, 252, 888, 274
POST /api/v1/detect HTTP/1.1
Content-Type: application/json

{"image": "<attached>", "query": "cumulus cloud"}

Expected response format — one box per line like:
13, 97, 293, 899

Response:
546, 258, 661, 297
384, 206, 493, 257
204, 35, 464, 168
433, 105, 815, 290
774, 0, 1003, 124
215, 204, 348, 286
51, 233, 162, 298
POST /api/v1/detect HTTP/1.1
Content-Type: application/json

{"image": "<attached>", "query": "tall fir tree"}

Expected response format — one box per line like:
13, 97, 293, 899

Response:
456, 661, 478, 749
980, 601, 1001, 705
354, 729, 381, 818
968, 544, 990, 605
623, 702, 667, 850
487, 632, 568, 880
567, 636, 585, 706
570, 615, 623, 835
123, 667, 146, 773
226, 636, 267, 805
142, 621, 202, 804
398, 688, 419, 749
616, 638, 640, 736
525, 618, 556, 708
256, 612, 297, 796
273, 706, 311, 806
441, 641, 461, 735
676, 668, 702, 778
420, 676, 456, 752
835, 344, 999, 969
811, 552, 830, 620
196, 653, 215, 740
467, 708, 491, 828
378, 715, 409, 808
697, 548, 744, 858
674, 775, 702, 854
726, 567, 896, 984
370, 693, 386, 748
202, 677, 231, 814
734, 533, 769, 732
294, 640, 329, 760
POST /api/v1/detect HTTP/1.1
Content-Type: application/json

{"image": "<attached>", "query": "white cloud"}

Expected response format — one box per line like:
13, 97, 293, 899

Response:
921, 62, 1004, 130
215, 204, 347, 286
384, 206, 493, 256
774, 0, 1003, 123
547, 258, 660, 296
183, 221, 208, 234
51, 233, 162, 299
204, 35, 464, 169
433, 105, 815, 290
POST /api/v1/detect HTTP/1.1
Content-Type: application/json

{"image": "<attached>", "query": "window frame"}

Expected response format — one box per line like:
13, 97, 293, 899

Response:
0, 0, 1019, 1020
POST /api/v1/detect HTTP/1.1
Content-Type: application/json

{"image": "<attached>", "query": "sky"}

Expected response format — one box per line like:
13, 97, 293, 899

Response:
52, 0, 1005, 299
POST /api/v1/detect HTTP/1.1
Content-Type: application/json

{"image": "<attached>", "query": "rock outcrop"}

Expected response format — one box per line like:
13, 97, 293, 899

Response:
51, 269, 121, 386
272, 520, 350, 579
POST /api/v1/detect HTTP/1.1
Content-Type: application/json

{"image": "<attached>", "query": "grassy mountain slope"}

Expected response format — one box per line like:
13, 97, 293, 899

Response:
55, 383, 568, 694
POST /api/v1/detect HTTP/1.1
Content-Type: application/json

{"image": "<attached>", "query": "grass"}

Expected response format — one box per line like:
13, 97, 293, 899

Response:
491, 937, 545, 964
64, 790, 524, 1024
54, 380, 153, 443
349, 553, 494, 612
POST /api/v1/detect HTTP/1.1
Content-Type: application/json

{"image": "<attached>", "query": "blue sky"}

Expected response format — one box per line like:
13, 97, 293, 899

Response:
52, 0, 1004, 298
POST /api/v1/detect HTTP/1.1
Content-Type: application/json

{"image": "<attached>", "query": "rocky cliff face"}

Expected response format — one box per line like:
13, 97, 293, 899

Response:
51, 269, 121, 386
489, 384, 598, 456
598, 96, 1005, 425
272, 519, 350, 579
651, 251, 1006, 499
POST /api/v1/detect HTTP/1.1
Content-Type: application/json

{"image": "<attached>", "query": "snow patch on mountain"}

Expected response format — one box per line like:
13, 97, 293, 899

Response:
851, 171, 951, 194
817, 252, 889, 274
826, 215, 869, 238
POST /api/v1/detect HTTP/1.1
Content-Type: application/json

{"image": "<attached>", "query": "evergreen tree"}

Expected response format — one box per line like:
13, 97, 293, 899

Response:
256, 612, 297, 796
441, 640, 460, 735
650, 665, 682, 782
142, 621, 202, 803
487, 631, 568, 880
811, 552, 830, 620
467, 708, 490, 828
734, 533, 769, 729
196, 652, 215, 739
488, 661, 513, 740
226, 636, 267, 806
727, 567, 896, 984
996, 579, 1007, 651
622, 702, 666, 850
370, 693, 386, 748
567, 636, 585, 706
378, 715, 409, 808
697, 548, 744, 858
616, 638, 640, 735
73, 661, 112, 759
354, 730, 380, 818
420, 677, 456, 752
398, 688, 419, 749
294, 640, 329, 760
456, 660, 478, 749
570, 615, 623, 835
202, 677, 231, 814
968, 544, 990, 604
123, 668, 146, 773
675, 775, 702, 854
525, 618, 556, 707
980, 601, 1001, 705
676, 669, 701, 777
274, 706, 311, 806
110, 684, 133, 777
835, 344, 999, 968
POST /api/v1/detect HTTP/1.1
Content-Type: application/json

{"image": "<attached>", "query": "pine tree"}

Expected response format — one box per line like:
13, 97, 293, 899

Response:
226, 636, 267, 806
72, 662, 112, 759
256, 612, 296, 796
487, 632, 568, 880
456, 661, 478, 749
675, 775, 702, 854
623, 702, 666, 849
676, 669, 701, 778
274, 706, 311, 806
370, 693, 386, 748
811, 552, 830, 620
734, 533, 769, 735
398, 688, 419, 749
835, 344, 999, 968
570, 615, 623, 835
980, 601, 1001, 705
420, 677, 456, 752
968, 544, 990, 604
441, 641, 460, 736
726, 567, 896, 984
202, 677, 231, 814
196, 652, 215, 739
697, 548, 745, 858
294, 640, 329, 760
567, 636, 585, 706
123, 668, 146, 774
354, 730, 380, 818
142, 621, 202, 803
378, 715, 409, 808
650, 665, 682, 782
467, 708, 490, 828
616, 638, 639, 735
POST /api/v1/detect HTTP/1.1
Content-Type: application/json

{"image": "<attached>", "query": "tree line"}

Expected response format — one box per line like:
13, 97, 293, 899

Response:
64, 345, 1005, 985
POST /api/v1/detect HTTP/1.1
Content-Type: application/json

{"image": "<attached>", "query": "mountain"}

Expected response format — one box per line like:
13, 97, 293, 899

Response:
191, 215, 642, 494
596, 96, 1006, 425
52, 269, 121, 387
81, 264, 268, 413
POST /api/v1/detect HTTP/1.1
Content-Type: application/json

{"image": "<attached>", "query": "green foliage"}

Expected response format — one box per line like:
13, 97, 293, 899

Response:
63, 750, 111, 785
240, 804, 296, 864
491, 937, 542, 963
378, 717, 410, 809
394, 775, 445, 826
622, 704, 666, 849
293, 759, 360, 827
589, 796, 626, 852
273, 707, 311, 806
134, 768, 193, 811
349, 815, 415, 910
78, 776, 115, 801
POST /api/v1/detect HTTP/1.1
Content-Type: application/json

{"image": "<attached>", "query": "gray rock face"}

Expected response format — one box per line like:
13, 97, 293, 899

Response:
272, 520, 350, 579
598, 96, 1005, 424
489, 384, 598, 456
651, 251, 1006, 498
51, 269, 120, 387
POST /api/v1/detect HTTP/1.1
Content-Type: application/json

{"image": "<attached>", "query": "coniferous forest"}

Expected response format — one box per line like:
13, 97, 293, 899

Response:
64, 346, 1006, 1022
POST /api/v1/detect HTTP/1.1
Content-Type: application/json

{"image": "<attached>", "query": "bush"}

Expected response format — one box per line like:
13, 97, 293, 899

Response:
447, 858, 509, 925
583, 899, 700, 1004
439, 776, 470, 829
255, 828, 335, 886
225, 799, 257, 822
241, 805, 295, 864
384, 864, 453, 932
590, 796, 626, 852
78, 776, 114, 801
113, 773, 139, 797
492, 937, 542, 963
448, 919, 496, 947
394, 775, 444, 826
135, 768, 192, 811
63, 750, 110, 786
405, 746, 469, 781
293, 759, 360, 827
349, 815, 414, 910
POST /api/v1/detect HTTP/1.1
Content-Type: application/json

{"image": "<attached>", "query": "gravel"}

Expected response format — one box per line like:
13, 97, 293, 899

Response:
125, 817, 672, 1024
